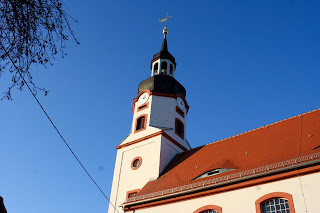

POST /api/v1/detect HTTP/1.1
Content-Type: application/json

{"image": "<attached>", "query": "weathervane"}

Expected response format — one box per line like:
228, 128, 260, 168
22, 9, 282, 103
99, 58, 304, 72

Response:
159, 14, 172, 36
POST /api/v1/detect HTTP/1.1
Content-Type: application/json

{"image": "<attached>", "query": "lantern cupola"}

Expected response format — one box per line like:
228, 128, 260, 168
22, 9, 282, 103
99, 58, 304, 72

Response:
151, 27, 176, 77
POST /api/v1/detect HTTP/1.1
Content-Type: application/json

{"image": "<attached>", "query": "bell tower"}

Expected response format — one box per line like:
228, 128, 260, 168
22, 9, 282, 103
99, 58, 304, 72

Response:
150, 26, 176, 77
108, 24, 191, 213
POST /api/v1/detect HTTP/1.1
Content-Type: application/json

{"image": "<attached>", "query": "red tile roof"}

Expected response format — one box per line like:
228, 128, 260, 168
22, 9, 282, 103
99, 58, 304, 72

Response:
128, 109, 320, 203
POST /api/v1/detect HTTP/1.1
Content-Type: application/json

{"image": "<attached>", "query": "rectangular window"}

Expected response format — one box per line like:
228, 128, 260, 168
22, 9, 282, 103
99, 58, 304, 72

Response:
138, 103, 149, 112
135, 115, 147, 133
175, 118, 184, 139
136, 116, 145, 130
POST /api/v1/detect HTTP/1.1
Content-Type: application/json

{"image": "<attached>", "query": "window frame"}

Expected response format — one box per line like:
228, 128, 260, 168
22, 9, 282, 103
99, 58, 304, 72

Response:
175, 118, 184, 139
161, 61, 168, 74
134, 114, 147, 133
126, 189, 140, 199
153, 62, 159, 75
176, 106, 185, 118
137, 102, 149, 112
255, 192, 295, 213
169, 64, 174, 75
193, 205, 222, 213
131, 156, 142, 170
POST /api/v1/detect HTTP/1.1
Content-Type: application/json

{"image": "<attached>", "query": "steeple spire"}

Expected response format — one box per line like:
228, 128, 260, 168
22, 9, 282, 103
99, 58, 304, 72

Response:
160, 33, 168, 52
150, 16, 176, 77
160, 15, 170, 50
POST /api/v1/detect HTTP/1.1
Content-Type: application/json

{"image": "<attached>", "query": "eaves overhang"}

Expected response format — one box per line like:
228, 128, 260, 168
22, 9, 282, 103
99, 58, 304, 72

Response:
138, 75, 186, 97
122, 152, 320, 209
152, 51, 176, 66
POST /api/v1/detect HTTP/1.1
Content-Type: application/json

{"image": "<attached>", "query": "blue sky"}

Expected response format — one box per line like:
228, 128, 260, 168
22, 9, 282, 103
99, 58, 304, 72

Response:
0, 1, 319, 212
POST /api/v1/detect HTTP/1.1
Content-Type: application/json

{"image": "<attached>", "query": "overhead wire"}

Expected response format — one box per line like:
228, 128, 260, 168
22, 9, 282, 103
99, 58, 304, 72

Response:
0, 43, 120, 213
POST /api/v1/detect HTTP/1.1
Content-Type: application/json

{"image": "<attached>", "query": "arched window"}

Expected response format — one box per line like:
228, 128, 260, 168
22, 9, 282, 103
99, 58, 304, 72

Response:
170, 64, 173, 75
135, 115, 147, 133
255, 192, 295, 213
161, 61, 167, 74
193, 205, 222, 213
175, 118, 184, 139
153, 63, 159, 75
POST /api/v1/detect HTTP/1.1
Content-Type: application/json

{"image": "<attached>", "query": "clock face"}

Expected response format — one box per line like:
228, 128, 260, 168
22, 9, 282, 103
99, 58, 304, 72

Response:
138, 92, 149, 105
177, 97, 185, 108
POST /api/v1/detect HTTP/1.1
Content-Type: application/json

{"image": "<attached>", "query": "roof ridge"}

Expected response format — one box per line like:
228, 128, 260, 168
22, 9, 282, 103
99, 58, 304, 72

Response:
205, 108, 320, 147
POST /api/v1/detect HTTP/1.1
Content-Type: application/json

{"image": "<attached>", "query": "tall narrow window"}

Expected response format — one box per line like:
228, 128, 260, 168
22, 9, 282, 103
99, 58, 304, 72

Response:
135, 115, 147, 133
255, 192, 295, 213
161, 61, 167, 74
154, 63, 159, 75
175, 118, 184, 139
170, 64, 173, 75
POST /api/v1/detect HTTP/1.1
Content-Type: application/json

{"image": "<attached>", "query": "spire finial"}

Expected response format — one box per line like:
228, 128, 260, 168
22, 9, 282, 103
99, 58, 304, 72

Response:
159, 14, 172, 37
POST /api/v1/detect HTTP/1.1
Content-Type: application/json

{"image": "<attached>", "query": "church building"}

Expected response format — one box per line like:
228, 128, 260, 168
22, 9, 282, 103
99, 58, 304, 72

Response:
108, 26, 320, 213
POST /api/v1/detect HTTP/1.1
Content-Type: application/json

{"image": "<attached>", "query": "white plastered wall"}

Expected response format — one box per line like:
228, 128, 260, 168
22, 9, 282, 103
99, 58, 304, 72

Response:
159, 136, 184, 175
119, 95, 158, 146
149, 96, 175, 129
110, 93, 190, 213
108, 134, 187, 213
119, 95, 189, 150
127, 172, 320, 213
150, 95, 189, 150
108, 136, 162, 213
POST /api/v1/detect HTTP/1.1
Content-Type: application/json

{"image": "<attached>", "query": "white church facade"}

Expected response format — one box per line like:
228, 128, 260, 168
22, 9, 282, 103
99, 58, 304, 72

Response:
108, 26, 320, 213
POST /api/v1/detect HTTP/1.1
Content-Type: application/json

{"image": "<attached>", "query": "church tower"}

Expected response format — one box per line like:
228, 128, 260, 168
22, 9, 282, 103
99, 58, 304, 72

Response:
108, 26, 191, 213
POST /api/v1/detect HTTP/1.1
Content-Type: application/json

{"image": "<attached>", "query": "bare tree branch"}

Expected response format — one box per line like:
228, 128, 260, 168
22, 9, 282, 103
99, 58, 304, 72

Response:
0, 0, 79, 100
